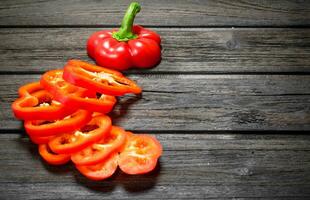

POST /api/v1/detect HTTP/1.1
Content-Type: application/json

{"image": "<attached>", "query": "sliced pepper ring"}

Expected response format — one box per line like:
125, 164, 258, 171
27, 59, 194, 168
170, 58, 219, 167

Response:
75, 152, 119, 181
48, 115, 112, 155
29, 134, 54, 145
12, 82, 76, 120
63, 60, 142, 96
40, 69, 116, 113
38, 144, 71, 165
18, 82, 43, 97
71, 126, 126, 166
118, 134, 162, 175
24, 109, 92, 137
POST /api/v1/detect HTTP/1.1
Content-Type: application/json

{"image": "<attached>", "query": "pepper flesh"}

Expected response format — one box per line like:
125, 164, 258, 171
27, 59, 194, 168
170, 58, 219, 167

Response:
87, 2, 161, 70
12, 82, 76, 120
48, 115, 112, 155
63, 60, 141, 96
29, 135, 54, 145
38, 144, 71, 165
40, 69, 116, 113
71, 126, 126, 166
75, 152, 119, 181
118, 133, 162, 175
24, 109, 92, 137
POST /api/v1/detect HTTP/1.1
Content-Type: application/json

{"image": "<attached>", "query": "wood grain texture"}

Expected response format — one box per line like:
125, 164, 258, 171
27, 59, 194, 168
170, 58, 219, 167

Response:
1, 74, 310, 131
0, 133, 310, 199
0, 0, 310, 26
0, 28, 310, 73
1, 0, 310, 199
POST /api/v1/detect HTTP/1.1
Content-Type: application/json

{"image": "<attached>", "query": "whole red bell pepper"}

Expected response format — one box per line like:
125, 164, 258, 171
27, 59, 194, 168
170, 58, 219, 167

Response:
87, 2, 161, 70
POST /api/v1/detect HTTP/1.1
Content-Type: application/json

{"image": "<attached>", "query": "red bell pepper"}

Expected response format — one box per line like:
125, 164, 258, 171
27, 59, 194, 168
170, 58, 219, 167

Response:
48, 115, 112, 155
12, 82, 76, 120
63, 60, 141, 96
18, 81, 43, 97
87, 2, 161, 70
71, 126, 126, 166
29, 134, 54, 145
24, 109, 92, 137
118, 133, 162, 175
38, 144, 71, 165
40, 70, 116, 113
75, 152, 119, 181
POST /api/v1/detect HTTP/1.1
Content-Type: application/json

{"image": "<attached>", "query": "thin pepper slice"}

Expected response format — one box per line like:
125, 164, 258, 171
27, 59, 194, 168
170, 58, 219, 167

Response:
38, 144, 71, 165
71, 126, 126, 166
48, 115, 112, 155
24, 109, 92, 137
12, 82, 76, 120
40, 69, 116, 113
75, 152, 119, 181
29, 134, 54, 145
63, 60, 141, 96
18, 81, 43, 97
118, 133, 162, 175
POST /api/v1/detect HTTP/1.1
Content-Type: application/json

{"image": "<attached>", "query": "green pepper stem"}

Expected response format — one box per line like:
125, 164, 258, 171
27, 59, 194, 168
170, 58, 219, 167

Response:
112, 2, 141, 42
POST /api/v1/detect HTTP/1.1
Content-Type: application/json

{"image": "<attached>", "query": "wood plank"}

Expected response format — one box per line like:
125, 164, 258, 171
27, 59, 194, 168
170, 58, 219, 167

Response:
0, 133, 310, 199
0, 28, 310, 73
1, 74, 310, 131
0, 0, 309, 26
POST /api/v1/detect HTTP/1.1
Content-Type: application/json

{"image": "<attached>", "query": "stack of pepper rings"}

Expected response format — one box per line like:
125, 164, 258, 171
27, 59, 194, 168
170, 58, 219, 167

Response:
12, 60, 162, 180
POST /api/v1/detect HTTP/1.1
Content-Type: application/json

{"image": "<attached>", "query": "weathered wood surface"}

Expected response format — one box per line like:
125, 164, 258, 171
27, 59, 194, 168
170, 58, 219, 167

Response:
0, 0, 310, 27
1, 74, 310, 131
1, 0, 310, 199
0, 133, 310, 199
1, 28, 310, 73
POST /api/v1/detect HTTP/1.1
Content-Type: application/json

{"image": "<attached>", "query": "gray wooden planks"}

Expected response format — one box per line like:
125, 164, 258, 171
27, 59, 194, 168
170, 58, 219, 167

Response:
1, 74, 310, 131
0, 0, 309, 26
0, 28, 310, 73
0, 0, 310, 199
0, 133, 310, 199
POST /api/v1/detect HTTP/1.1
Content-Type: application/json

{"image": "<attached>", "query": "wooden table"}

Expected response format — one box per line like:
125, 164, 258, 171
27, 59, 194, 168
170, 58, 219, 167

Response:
1, 1, 310, 199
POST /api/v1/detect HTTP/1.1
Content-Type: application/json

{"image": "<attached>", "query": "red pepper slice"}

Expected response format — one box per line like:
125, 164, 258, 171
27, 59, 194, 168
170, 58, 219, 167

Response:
29, 135, 54, 145
48, 115, 111, 155
38, 144, 71, 165
87, 2, 161, 70
118, 131, 134, 152
71, 126, 126, 166
63, 60, 141, 96
18, 81, 43, 97
24, 109, 92, 137
12, 82, 76, 120
40, 69, 116, 113
76, 152, 119, 181
118, 134, 162, 175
